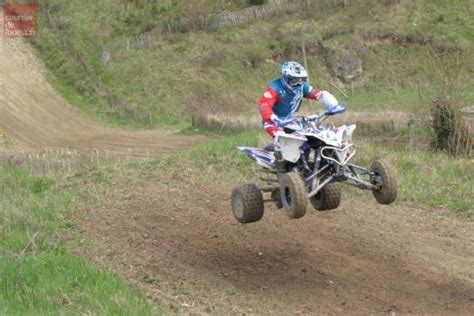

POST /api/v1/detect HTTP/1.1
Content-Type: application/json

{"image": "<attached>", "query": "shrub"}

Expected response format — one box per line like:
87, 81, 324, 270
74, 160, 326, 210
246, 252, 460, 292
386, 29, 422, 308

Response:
431, 97, 456, 152
431, 97, 472, 156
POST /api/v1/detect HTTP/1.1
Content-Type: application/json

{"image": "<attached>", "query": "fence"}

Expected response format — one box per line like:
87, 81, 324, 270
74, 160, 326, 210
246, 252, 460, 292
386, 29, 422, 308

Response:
193, 111, 438, 151
0, 148, 149, 177
114, 0, 346, 54
0, 149, 108, 177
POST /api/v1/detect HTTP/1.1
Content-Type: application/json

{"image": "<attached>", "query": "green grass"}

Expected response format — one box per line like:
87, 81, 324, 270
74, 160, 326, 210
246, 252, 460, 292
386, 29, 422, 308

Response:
29, 16, 153, 129
118, 130, 260, 186
348, 88, 421, 112
352, 141, 474, 216
0, 166, 154, 314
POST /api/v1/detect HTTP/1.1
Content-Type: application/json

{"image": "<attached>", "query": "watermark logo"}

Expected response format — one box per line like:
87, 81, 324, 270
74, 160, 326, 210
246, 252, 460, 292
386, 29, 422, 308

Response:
4, 3, 38, 37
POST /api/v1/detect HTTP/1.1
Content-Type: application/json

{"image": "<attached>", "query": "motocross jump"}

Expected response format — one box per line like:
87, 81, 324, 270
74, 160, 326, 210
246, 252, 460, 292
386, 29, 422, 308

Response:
231, 107, 398, 223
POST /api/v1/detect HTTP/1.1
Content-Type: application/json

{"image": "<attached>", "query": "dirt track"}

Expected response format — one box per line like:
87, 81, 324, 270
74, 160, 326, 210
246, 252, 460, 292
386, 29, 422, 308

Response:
73, 167, 474, 315
0, 14, 206, 156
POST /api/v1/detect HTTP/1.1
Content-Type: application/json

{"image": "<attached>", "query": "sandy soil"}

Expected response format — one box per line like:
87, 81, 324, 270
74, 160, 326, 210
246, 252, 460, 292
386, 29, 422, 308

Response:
0, 13, 207, 157
72, 170, 474, 315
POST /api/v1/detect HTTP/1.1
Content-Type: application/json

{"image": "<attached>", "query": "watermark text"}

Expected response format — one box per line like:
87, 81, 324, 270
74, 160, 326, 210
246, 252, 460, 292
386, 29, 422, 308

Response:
4, 3, 38, 37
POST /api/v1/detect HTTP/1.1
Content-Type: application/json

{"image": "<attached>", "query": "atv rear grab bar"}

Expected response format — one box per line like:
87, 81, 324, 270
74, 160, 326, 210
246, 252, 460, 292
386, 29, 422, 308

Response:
320, 145, 356, 166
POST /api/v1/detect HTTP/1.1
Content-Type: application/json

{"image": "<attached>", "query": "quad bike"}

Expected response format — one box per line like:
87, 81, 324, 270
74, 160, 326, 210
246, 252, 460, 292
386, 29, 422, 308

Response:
231, 107, 397, 223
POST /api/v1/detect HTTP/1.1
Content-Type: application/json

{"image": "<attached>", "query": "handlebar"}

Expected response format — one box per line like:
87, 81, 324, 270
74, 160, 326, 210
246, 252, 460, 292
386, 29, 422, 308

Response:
301, 112, 330, 123
286, 102, 347, 127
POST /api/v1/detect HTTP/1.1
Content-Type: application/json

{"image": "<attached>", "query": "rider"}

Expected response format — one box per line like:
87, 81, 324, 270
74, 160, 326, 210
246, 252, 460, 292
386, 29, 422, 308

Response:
259, 61, 346, 142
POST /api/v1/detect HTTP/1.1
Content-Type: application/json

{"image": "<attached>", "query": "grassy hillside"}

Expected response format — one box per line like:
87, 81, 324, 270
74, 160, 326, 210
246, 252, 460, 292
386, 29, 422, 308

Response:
32, 0, 474, 128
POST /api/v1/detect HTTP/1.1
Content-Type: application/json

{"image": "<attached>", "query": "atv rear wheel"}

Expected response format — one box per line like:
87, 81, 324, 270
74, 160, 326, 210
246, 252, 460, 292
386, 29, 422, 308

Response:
310, 182, 342, 211
370, 160, 397, 205
231, 184, 264, 223
279, 172, 307, 219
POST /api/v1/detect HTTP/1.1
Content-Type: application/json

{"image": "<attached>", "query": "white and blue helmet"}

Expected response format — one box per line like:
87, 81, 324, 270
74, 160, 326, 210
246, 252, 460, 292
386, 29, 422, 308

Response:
281, 61, 308, 92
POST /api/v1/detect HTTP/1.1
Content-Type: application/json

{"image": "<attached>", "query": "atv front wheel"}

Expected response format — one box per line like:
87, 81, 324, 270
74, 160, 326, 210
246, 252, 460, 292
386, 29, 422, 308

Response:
310, 182, 342, 211
370, 160, 397, 205
279, 173, 307, 219
231, 184, 264, 223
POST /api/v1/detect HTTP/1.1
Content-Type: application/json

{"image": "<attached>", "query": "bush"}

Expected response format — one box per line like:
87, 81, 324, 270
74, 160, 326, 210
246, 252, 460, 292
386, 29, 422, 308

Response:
431, 97, 472, 156
431, 97, 456, 151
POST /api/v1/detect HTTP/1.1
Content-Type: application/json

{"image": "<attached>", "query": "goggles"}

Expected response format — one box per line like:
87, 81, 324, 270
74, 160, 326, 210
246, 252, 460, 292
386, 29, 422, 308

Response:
287, 76, 307, 86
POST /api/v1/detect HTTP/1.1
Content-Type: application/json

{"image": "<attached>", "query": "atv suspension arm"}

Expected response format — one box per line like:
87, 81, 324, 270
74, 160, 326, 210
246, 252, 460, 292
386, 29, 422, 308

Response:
307, 175, 335, 199
255, 168, 279, 192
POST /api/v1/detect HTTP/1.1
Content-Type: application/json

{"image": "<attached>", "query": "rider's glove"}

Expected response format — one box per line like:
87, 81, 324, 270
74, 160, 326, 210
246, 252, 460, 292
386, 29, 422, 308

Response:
306, 114, 319, 121
320, 91, 339, 111
327, 101, 347, 115
271, 114, 295, 127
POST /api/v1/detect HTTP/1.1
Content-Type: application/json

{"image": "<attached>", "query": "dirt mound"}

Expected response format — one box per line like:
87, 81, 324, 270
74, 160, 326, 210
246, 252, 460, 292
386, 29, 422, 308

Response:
72, 170, 474, 314
0, 13, 207, 156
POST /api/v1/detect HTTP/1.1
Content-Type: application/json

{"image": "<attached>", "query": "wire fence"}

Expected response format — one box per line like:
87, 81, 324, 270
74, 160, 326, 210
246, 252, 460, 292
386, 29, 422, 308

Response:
191, 109, 439, 150
0, 148, 149, 177
113, 0, 346, 55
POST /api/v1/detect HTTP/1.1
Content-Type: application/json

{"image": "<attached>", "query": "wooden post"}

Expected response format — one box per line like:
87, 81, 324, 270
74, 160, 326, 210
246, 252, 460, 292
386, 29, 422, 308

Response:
301, 26, 308, 75
408, 115, 416, 151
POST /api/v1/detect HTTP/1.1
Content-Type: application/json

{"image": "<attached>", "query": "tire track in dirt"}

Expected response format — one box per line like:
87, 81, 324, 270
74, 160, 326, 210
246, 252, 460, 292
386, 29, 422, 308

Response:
0, 13, 207, 156
72, 170, 474, 315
